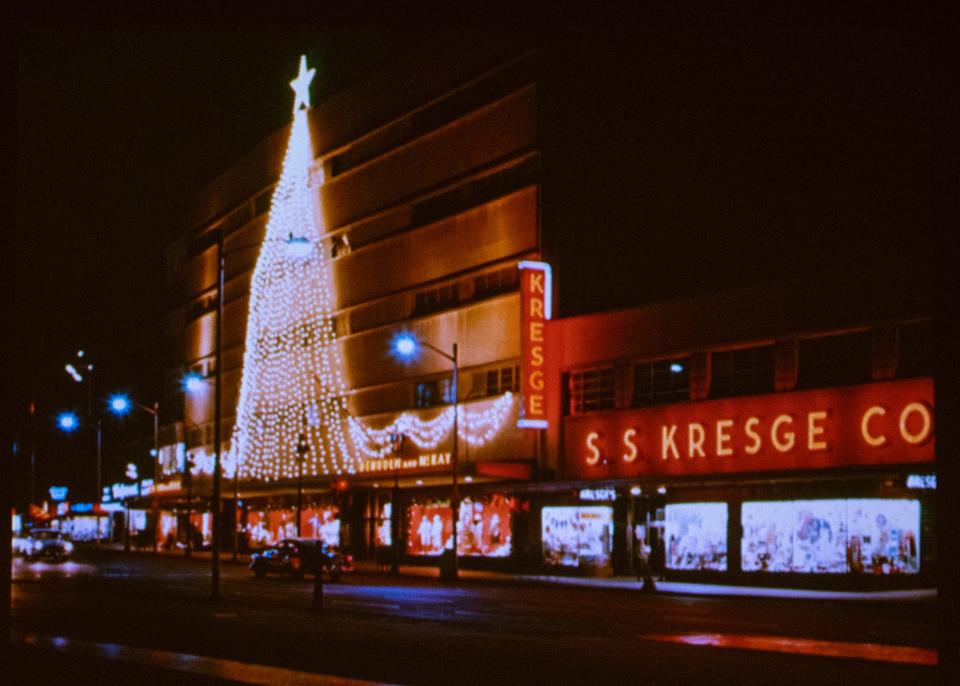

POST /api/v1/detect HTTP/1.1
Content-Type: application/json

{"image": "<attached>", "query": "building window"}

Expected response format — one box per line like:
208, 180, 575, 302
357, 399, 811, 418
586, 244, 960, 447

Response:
474, 365, 519, 398
330, 234, 351, 259
632, 358, 689, 407
474, 267, 519, 299
414, 378, 453, 408
414, 282, 460, 315
567, 367, 615, 415
711, 346, 775, 399
797, 332, 871, 390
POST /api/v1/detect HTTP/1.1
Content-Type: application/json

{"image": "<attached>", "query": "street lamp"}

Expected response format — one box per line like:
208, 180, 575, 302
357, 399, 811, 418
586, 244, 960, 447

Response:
108, 393, 160, 554
184, 373, 242, 562
199, 230, 322, 601
55, 411, 104, 545
392, 333, 460, 580
63, 352, 103, 544
296, 429, 309, 537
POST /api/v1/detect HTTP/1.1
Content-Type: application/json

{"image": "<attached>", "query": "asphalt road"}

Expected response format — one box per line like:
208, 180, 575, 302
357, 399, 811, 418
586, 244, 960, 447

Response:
10, 550, 939, 685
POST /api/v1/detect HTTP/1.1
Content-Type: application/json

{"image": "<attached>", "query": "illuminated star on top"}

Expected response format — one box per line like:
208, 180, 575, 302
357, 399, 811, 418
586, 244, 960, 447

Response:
290, 55, 315, 110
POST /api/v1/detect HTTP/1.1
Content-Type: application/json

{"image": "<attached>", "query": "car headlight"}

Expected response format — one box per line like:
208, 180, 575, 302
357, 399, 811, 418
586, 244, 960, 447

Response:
32, 541, 43, 552
65, 542, 74, 553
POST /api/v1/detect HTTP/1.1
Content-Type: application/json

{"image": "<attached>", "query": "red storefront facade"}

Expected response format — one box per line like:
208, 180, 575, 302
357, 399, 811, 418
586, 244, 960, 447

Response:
531, 278, 937, 589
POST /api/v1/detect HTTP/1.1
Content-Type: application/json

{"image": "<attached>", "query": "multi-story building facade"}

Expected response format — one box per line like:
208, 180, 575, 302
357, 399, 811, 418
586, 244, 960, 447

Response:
148, 34, 935, 589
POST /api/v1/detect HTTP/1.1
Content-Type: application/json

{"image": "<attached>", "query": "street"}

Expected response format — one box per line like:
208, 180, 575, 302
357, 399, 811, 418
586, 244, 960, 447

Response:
9, 549, 938, 685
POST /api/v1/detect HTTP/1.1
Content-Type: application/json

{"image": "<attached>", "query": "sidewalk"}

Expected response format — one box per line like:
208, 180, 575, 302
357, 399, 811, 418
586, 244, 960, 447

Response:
93, 544, 936, 602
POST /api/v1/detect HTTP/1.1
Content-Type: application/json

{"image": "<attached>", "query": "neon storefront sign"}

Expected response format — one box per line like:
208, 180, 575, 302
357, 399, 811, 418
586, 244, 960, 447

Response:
564, 378, 933, 479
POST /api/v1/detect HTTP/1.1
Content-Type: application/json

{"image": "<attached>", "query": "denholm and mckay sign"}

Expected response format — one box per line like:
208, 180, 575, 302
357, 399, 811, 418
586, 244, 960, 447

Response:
563, 378, 934, 479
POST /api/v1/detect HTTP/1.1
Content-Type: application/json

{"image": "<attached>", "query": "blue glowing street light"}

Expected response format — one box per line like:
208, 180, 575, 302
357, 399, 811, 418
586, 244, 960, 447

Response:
106, 391, 160, 553
393, 333, 418, 358
57, 412, 78, 432
390, 331, 461, 580
183, 373, 206, 394
108, 394, 132, 415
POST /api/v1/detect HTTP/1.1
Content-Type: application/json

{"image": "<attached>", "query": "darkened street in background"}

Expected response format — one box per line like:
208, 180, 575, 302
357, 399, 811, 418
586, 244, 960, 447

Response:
10, 550, 937, 684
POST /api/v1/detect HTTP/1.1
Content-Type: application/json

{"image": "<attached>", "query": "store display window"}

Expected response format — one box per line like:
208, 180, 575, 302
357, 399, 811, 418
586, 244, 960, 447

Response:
244, 505, 341, 547
407, 495, 516, 557
664, 502, 728, 571
407, 500, 453, 556
541, 505, 614, 570
458, 495, 514, 557
741, 498, 920, 574
376, 502, 393, 547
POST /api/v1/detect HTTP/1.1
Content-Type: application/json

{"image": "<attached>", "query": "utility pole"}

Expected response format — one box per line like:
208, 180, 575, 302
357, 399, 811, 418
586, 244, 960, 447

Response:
211, 231, 224, 601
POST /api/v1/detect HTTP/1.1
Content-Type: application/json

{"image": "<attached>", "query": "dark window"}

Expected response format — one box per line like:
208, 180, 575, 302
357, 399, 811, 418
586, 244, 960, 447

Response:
415, 378, 452, 408
414, 283, 460, 315
415, 381, 439, 408
633, 359, 690, 406
568, 367, 615, 415
482, 365, 519, 397
474, 267, 519, 299
797, 332, 871, 390
897, 321, 934, 379
329, 58, 535, 178
711, 346, 775, 398
411, 156, 538, 228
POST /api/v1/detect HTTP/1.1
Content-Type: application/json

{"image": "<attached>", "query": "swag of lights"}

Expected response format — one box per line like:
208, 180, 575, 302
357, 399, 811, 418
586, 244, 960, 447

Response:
347, 392, 516, 459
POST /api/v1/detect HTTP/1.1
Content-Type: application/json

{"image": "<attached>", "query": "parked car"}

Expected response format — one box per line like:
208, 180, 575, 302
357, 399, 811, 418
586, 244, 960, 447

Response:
24, 529, 73, 562
250, 538, 353, 581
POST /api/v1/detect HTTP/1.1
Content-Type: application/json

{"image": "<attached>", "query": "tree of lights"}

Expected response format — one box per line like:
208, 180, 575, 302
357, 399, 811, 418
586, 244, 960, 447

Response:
231, 56, 357, 481
228, 56, 520, 484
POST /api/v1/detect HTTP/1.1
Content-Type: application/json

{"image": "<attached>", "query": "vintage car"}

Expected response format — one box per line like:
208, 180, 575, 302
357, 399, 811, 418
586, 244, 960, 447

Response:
24, 529, 74, 562
250, 538, 353, 581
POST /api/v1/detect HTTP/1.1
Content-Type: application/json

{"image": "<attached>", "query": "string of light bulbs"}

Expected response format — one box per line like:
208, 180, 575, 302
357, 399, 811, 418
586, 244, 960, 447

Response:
347, 392, 516, 458
230, 56, 359, 482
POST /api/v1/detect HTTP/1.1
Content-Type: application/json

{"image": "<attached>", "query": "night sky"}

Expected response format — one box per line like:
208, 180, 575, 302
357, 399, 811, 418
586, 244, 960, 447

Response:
16, 25, 431, 501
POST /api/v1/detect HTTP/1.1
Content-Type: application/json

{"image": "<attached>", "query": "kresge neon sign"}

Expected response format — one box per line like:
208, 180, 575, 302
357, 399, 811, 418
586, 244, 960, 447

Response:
564, 378, 933, 479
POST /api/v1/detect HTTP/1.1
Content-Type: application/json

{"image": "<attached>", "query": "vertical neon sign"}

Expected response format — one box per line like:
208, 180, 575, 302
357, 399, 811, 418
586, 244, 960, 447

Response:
518, 260, 552, 429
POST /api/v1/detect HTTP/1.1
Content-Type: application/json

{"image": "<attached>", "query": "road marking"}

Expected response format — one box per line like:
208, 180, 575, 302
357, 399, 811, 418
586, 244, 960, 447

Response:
642, 632, 937, 666
16, 632, 398, 685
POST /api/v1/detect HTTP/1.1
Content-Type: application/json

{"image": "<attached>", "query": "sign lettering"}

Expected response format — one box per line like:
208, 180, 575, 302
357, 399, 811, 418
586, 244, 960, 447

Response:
518, 260, 552, 429
563, 378, 934, 480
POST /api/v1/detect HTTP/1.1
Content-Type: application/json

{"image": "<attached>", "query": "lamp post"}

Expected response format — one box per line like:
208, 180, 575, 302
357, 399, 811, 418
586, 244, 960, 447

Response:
63, 351, 103, 543
393, 334, 459, 580
390, 432, 405, 576
108, 395, 160, 554
184, 452, 194, 558
55, 411, 103, 545
199, 230, 318, 601
211, 230, 224, 602
296, 429, 309, 537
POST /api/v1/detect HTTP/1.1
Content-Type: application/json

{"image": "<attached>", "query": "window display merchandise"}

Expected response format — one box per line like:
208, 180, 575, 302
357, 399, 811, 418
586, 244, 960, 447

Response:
664, 502, 728, 571
407, 495, 515, 557
244, 505, 341, 547
741, 498, 920, 574
376, 502, 392, 547
541, 505, 614, 570
407, 501, 452, 556
457, 495, 514, 557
